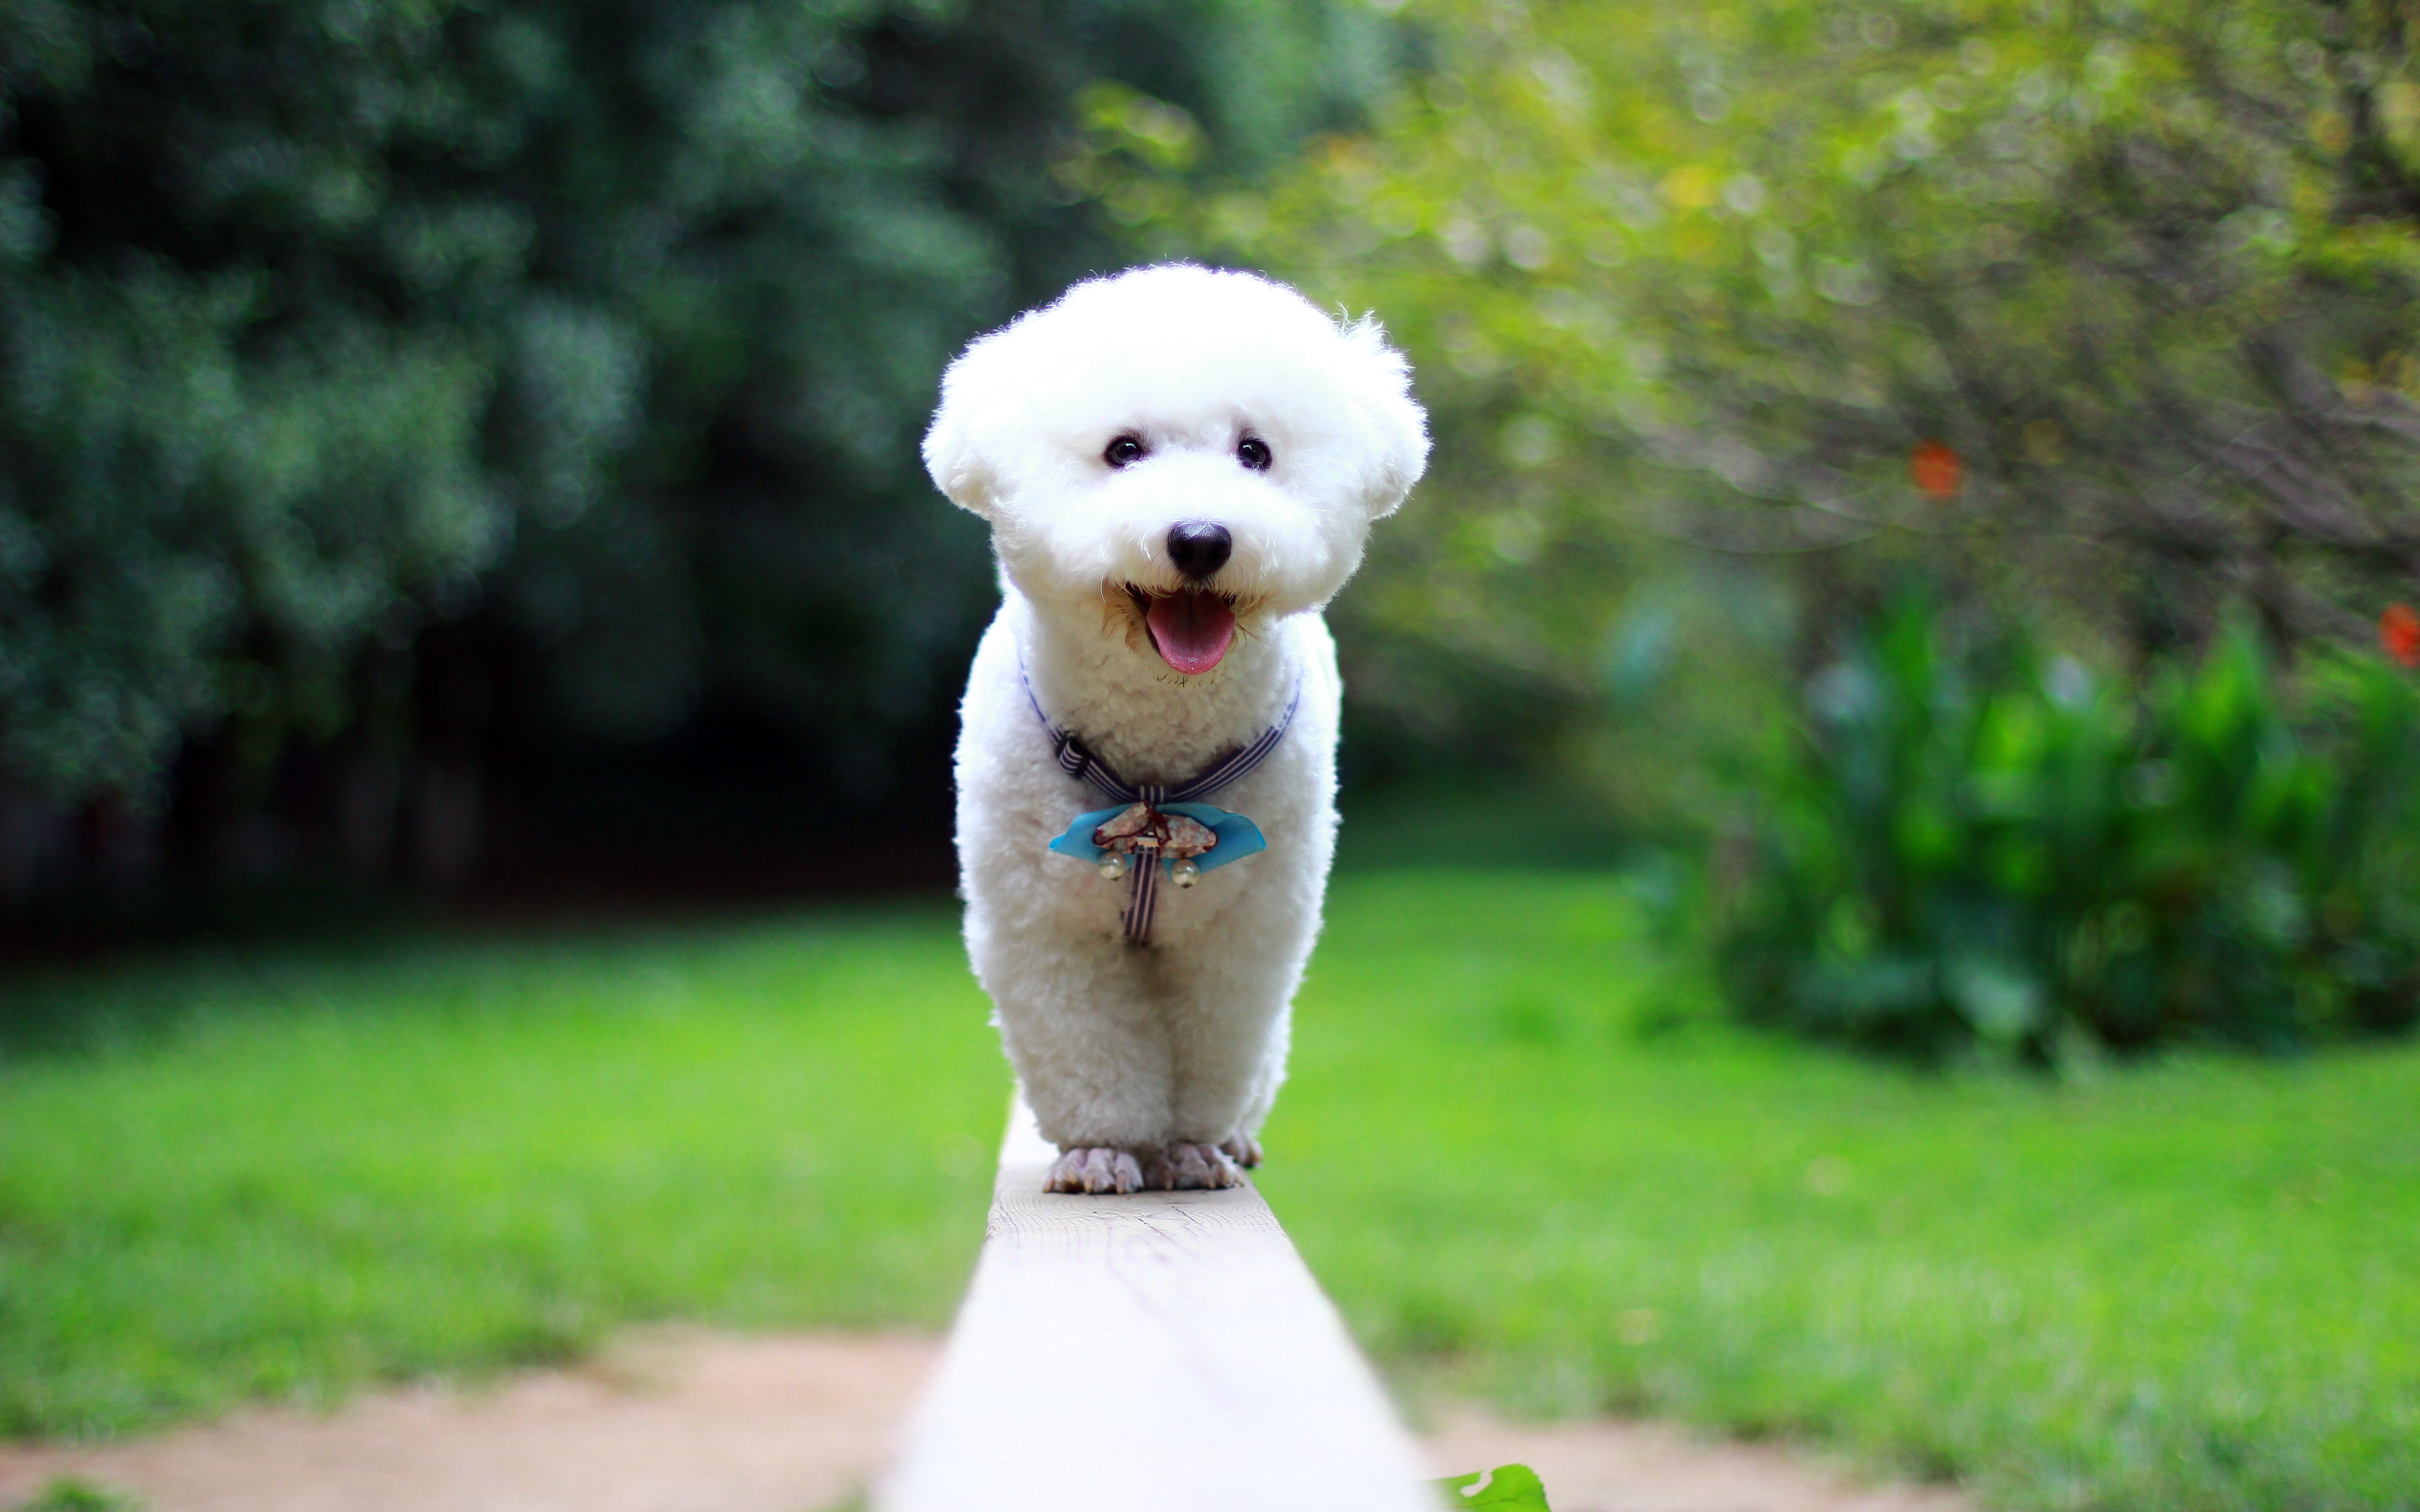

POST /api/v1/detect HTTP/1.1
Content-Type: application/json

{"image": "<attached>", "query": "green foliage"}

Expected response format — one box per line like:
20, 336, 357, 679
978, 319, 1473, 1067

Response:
1092, 0, 2420, 786
1719, 593, 2420, 1062
0, 0, 1400, 811
1436, 1463, 1552, 1509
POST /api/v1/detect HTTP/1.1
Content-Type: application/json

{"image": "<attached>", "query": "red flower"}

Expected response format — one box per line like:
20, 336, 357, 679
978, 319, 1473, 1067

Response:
1910, 440, 1963, 501
2382, 603, 2420, 668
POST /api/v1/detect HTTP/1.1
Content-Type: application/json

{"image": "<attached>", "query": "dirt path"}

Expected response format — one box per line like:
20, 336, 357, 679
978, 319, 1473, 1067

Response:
0, 1332, 1973, 1512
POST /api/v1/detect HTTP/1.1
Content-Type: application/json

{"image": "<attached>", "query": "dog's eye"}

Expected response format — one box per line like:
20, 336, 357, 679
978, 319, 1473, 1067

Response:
1236, 435, 1272, 472
1103, 434, 1147, 469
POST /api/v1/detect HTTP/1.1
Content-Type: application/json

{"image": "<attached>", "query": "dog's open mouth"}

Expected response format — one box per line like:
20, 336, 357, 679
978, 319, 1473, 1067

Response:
1130, 586, 1238, 675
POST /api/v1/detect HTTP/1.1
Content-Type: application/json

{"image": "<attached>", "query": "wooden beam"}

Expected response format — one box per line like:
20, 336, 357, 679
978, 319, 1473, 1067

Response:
877, 1101, 1437, 1512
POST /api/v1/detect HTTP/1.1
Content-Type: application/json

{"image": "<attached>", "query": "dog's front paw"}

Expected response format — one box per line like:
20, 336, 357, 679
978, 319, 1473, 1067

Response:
1218, 1133, 1263, 1169
1046, 1147, 1145, 1194
1146, 1142, 1245, 1190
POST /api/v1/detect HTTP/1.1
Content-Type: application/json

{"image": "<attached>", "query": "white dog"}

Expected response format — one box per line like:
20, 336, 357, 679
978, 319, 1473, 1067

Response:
925, 265, 1427, 1193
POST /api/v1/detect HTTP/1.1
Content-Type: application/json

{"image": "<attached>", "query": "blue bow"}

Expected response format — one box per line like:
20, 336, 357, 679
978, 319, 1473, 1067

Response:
1047, 801, 1267, 874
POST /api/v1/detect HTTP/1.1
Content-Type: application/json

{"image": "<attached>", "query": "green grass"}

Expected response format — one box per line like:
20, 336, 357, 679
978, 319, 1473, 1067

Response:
1271, 876, 2420, 1512
0, 904, 1008, 1437
3, 876, 2415, 1512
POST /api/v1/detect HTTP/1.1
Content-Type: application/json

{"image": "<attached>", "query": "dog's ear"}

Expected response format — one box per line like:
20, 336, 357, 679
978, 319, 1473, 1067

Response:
923, 336, 1009, 520
1340, 319, 1431, 520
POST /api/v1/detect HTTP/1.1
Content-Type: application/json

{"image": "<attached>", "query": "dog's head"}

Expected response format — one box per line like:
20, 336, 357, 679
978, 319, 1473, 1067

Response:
924, 265, 1427, 676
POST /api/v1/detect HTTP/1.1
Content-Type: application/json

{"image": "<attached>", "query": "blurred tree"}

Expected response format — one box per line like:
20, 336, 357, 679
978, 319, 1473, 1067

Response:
0, 0, 1402, 895
1122, 0, 2420, 796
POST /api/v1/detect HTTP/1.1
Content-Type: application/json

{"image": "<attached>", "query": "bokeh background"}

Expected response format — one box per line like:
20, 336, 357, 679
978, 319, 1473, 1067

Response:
4, 3, 2418, 1510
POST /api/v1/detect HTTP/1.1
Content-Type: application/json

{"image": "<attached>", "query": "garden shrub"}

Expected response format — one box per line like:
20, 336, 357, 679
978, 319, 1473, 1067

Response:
1718, 593, 2420, 1062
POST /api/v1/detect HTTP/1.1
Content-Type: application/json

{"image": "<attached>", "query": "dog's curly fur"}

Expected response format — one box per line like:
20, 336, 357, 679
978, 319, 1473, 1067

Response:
925, 265, 1427, 1192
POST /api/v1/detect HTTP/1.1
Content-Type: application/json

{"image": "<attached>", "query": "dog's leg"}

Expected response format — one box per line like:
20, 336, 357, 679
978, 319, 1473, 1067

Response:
970, 918, 1178, 1191
1155, 886, 1313, 1172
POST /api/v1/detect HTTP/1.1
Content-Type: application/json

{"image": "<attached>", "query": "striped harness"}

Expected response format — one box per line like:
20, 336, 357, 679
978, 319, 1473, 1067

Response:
1023, 669, 1299, 946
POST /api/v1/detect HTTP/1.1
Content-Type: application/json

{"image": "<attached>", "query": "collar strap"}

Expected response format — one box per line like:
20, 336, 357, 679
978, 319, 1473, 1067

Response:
1019, 664, 1301, 808
1018, 660, 1301, 947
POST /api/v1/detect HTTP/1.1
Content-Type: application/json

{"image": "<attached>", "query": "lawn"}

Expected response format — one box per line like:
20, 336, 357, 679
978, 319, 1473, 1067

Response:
0, 904, 1008, 1438
1269, 875, 2420, 1512
3, 874, 2414, 1512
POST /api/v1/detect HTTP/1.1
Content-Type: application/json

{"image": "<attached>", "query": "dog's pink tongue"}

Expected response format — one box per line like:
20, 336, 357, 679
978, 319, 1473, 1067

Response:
1146, 590, 1236, 675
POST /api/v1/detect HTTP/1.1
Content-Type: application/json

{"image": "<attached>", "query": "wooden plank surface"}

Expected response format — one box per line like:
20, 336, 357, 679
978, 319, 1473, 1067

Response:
876, 1101, 1437, 1512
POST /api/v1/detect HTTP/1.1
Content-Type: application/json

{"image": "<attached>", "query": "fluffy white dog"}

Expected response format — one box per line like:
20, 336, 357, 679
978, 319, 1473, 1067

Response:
925, 265, 1427, 1194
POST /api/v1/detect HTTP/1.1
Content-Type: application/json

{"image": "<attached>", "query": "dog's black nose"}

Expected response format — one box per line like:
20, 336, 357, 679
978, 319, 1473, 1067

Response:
1166, 522, 1233, 580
